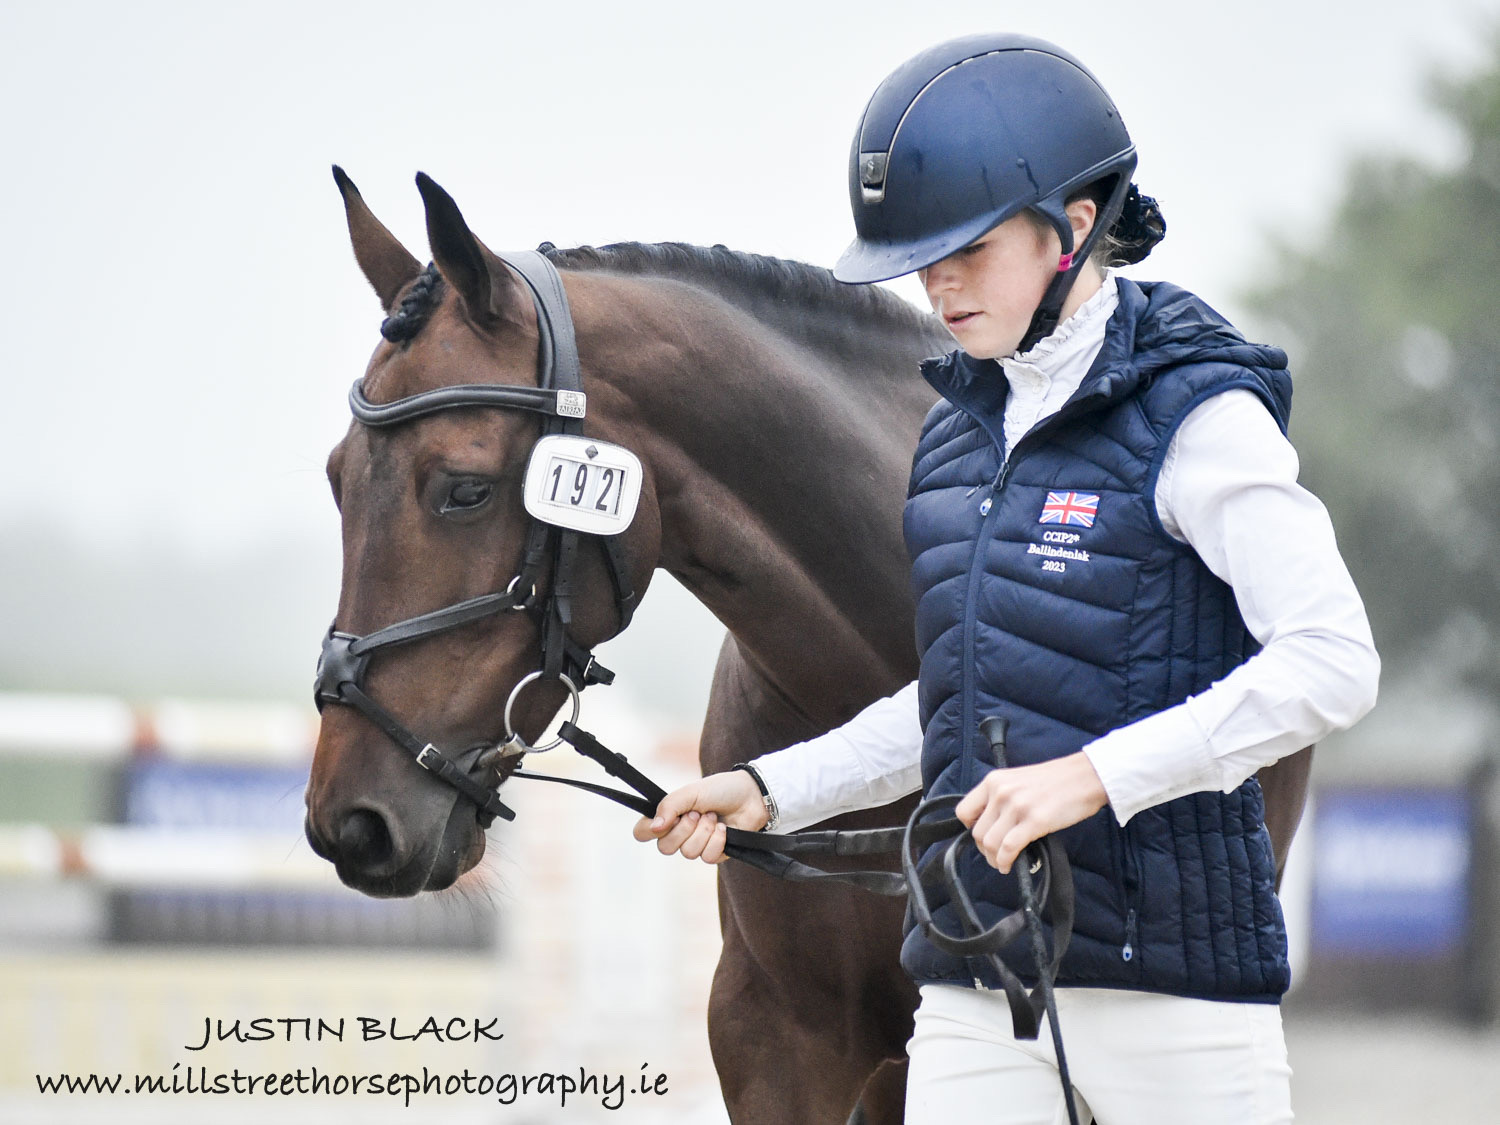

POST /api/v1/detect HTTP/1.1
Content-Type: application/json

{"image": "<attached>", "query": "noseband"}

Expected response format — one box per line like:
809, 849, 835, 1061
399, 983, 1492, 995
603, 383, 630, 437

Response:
313, 249, 638, 827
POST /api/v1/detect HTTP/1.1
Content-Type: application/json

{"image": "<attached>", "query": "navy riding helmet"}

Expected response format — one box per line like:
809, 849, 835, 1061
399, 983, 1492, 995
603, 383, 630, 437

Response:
834, 34, 1143, 349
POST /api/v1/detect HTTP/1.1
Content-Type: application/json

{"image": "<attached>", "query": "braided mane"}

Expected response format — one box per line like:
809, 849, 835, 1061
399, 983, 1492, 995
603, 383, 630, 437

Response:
379, 243, 946, 357
540, 241, 943, 347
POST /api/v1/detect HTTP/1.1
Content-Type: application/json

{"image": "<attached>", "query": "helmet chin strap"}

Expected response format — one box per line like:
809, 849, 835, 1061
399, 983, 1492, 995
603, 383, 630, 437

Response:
1016, 244, 1081, 355
1015, 176, 1134, 354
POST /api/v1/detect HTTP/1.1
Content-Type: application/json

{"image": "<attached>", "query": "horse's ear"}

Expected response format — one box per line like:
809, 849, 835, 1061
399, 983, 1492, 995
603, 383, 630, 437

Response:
415, 172, 520, 326
332, 166, 423, 312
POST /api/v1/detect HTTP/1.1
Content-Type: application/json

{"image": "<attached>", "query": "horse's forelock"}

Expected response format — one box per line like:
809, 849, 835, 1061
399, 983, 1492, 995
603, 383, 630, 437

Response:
380, 263, 445, 344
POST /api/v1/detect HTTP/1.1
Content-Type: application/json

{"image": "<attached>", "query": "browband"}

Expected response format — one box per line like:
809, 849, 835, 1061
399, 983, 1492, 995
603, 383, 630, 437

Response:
349, 381, 586, 426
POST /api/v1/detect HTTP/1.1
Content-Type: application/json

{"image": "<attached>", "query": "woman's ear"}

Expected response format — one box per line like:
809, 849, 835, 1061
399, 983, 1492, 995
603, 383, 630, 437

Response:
1065, 196, 1098, 247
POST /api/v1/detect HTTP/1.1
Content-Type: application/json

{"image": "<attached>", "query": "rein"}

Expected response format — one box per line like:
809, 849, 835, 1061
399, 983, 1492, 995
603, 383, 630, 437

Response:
524, 710, 1081, 1124
317, 248, 1077, 1121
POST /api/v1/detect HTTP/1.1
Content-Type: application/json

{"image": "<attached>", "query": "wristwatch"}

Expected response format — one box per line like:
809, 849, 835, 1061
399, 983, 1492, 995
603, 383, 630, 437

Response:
731, 761, 780, 832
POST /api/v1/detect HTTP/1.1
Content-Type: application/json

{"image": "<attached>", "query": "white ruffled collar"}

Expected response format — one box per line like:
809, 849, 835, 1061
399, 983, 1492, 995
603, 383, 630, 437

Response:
1005, 272, 1119, 377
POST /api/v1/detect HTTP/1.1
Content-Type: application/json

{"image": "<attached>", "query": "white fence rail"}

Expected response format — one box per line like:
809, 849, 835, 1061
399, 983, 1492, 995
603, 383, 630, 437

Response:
0, 692, 318, 763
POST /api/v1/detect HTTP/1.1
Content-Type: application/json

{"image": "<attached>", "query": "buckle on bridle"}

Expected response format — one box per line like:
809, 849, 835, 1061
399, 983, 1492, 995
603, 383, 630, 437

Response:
505, 574, 538, 611
415, 744, 441, 771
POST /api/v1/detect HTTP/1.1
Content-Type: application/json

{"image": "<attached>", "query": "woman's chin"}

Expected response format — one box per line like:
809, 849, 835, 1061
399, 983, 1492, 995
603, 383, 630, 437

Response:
945, 318, 1020, 360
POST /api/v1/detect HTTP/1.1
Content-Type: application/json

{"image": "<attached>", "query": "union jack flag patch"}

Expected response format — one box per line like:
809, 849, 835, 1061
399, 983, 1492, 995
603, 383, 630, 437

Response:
1039, 491, 1099, 528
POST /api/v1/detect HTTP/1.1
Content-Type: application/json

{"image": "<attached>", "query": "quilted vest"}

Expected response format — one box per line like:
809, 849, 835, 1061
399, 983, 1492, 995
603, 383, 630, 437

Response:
900, 278, 1294, 1002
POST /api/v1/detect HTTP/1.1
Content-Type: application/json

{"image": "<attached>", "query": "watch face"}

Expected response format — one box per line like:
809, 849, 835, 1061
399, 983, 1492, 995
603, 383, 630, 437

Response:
522, 435, 643, 535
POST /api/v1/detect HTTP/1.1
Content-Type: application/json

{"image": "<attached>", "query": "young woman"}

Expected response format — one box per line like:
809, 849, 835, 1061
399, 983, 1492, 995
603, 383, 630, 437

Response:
634, 33, 1378, 1124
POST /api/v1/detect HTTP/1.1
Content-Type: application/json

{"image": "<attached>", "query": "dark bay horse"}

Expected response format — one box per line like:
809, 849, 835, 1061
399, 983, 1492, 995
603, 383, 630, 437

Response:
306, 170, 1313, 1124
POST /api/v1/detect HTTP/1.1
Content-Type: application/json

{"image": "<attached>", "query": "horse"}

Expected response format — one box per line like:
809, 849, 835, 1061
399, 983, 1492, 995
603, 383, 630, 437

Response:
305, 169, 1313, 1124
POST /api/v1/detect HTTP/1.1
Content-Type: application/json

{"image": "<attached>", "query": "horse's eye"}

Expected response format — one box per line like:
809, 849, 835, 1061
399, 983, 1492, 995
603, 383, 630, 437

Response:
441, 480, 493, 513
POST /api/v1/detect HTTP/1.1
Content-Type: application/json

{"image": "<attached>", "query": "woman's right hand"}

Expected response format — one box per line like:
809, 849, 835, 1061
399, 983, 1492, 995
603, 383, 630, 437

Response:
631, 769, 768, 864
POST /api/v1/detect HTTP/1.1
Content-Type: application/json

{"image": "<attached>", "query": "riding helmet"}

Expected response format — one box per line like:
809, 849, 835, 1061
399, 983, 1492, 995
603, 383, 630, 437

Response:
834, 34, 1142, 347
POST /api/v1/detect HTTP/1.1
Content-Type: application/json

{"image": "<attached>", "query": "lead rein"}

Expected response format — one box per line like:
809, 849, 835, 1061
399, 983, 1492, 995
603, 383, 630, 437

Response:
511, 709, 1078, 1118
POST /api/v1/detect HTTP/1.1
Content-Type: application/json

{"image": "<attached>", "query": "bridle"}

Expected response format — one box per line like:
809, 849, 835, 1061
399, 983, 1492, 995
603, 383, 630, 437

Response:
313, 248, 1079, 1121
313, 249, 637, 827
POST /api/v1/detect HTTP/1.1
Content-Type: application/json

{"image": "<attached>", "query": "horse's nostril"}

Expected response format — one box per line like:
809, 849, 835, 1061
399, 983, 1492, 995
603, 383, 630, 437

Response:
337, 807, 395, 869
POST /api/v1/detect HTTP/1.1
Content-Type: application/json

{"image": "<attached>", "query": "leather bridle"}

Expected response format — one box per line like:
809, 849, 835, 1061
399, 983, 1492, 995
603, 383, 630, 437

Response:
313, 249, 637, 827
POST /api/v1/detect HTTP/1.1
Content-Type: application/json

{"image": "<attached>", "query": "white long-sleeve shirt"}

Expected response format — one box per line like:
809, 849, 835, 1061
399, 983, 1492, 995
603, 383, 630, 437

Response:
754, 276, 1379, 831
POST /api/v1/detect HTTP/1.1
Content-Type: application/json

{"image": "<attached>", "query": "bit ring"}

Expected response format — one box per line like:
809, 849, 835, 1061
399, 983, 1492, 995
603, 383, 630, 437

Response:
501, 671, 580, 753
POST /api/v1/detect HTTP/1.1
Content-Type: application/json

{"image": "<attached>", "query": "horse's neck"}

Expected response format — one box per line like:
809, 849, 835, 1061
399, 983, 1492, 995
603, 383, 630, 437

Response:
589, 273, 940, 730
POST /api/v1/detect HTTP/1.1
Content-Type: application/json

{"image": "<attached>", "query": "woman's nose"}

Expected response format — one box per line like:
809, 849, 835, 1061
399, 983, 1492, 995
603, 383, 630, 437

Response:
922, 259, 959, 299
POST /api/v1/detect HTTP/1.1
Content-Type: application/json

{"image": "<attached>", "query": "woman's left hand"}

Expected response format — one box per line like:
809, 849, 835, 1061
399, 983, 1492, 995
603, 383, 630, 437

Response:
955, 752, 1110, 874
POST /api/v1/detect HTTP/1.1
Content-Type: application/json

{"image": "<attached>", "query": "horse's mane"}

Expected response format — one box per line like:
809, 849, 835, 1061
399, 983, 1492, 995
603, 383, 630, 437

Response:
378, 241, 949, 363
542, 241, 945, 350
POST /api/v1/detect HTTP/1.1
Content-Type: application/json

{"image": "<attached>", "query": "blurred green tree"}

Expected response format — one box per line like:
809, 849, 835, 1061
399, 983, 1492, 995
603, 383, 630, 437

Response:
1244, 36, 1500, 696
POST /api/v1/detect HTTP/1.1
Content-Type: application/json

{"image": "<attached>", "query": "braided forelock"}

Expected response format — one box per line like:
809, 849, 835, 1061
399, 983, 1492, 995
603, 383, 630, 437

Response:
380, 264, 445, 343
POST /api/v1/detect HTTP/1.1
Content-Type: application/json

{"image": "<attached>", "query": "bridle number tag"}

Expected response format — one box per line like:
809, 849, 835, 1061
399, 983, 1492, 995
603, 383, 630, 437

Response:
523, 434, 643, 535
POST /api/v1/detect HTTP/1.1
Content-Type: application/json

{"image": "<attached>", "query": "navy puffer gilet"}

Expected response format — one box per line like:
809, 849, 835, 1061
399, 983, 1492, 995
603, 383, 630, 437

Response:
900, 279, 1294, 1002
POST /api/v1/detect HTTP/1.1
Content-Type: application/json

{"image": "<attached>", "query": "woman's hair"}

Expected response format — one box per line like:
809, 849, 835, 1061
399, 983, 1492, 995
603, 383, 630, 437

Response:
1023, 180, 1166, 268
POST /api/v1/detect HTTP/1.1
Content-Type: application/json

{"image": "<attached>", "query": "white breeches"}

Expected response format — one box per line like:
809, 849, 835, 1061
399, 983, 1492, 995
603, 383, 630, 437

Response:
904, 982, 1293, 1125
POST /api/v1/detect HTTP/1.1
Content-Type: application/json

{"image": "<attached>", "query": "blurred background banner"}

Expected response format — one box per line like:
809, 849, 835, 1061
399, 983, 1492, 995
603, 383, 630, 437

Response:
4, 1, 1500, 1121
1312, 787, 1474, 958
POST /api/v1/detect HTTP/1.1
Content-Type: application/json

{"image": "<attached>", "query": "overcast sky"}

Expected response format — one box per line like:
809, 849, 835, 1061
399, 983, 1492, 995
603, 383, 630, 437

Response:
2, 0, 1495, 655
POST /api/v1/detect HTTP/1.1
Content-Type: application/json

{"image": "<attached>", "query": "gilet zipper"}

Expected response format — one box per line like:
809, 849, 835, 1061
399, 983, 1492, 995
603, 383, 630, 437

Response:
1119, 822, 1142, 964
943, 376, 1113, 786
959, 478, 1006, 787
